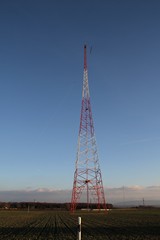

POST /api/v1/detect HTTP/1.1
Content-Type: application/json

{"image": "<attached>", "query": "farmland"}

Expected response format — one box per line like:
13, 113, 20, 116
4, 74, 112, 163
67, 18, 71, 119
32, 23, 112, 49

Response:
0, 209, 160, 239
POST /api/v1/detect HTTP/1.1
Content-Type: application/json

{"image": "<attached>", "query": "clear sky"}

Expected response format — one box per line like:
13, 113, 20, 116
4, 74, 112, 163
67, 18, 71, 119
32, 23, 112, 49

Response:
0, 0, 160, 202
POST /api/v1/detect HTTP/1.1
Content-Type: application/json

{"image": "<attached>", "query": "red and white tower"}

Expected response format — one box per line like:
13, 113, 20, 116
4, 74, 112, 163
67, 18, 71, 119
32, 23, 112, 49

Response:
71, 45, 106, 212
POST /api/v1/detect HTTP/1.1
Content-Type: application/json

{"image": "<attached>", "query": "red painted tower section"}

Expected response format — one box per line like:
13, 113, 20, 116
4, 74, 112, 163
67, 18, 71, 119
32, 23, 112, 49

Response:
70, 45, 106, 212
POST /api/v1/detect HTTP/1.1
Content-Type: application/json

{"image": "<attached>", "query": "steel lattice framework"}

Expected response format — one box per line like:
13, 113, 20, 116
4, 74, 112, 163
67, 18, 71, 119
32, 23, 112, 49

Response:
70, 45, 106, 212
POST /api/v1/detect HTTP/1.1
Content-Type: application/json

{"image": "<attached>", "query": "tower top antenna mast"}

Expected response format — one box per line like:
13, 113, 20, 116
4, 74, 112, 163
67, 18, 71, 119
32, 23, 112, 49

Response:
84, 44, 87, 70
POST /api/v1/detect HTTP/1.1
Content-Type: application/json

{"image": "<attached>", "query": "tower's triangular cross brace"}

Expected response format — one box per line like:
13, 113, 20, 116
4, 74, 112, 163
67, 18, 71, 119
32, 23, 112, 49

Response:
70, 45, 107, 212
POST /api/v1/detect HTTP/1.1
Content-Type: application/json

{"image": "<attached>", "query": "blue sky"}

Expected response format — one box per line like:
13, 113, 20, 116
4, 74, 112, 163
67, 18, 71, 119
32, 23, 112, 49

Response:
0, 0, 160, 201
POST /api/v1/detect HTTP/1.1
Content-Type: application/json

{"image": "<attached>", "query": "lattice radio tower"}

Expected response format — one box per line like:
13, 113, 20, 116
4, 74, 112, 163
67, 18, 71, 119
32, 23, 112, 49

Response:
71, 45, 106, 212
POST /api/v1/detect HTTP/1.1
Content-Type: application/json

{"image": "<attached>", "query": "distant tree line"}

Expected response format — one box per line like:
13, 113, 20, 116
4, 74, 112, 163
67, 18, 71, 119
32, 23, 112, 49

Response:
75, 203, 113, 209
0, 202, 113, 210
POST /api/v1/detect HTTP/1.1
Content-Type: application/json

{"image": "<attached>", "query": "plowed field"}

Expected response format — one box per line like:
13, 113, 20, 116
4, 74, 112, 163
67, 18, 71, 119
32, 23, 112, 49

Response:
0, 209, 160, 239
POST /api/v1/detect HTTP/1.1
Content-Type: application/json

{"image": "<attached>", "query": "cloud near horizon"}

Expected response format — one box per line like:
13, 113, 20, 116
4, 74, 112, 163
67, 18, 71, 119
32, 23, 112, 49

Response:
0, 186, 160, 204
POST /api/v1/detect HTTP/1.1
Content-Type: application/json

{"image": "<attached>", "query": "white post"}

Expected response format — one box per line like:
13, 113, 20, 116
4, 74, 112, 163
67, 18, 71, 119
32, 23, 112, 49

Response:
77, 217, 81, 240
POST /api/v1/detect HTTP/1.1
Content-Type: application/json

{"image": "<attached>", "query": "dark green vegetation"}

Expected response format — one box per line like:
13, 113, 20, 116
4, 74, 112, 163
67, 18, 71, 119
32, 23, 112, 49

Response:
0, 202, 112, 210
0, 209, 160, 239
